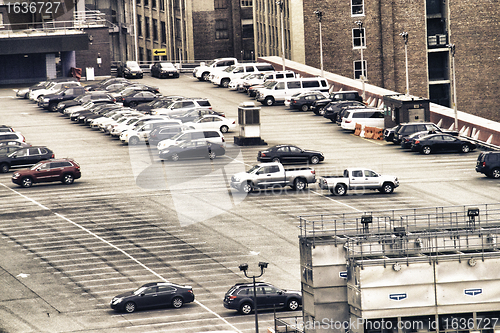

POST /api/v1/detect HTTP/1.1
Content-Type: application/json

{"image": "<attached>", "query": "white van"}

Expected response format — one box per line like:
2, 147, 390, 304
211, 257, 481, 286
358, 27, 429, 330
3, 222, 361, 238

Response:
256, 77, 329, 106
157, 129, 225, 151
245, 70, 297, 95
211, 63, 275, 88
340, 109, 385, 131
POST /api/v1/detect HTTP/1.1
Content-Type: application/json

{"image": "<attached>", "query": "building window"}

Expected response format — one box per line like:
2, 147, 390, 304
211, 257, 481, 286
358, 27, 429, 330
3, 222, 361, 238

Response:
137, 15, 142, 36
137, 0, 141, 5
160, 0, 165, 10
145, 17, 150, 39
173, 0, 180, 8
147, 49, 152, 62
152, 0, 157, 8
242, 24, 253, 38
351, 0, 364, 16
153, 19, 158, 41
215, 0, 227, 9
139, 47, 144, 61
354, 60, 367, 79
241, 0, 252, 6
175, 18, 181, 38
215, 20, 229, 39
144, 0, 149, 7
161, 21, 166, 43
352, 28, 365, 48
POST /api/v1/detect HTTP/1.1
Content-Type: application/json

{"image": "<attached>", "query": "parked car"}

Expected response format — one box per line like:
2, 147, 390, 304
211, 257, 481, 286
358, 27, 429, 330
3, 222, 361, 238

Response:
0, 145, 24, 156
147, 125, 184, 146
0, 132, 25, 144
286, 91, 329, 111
151, 98, 212, 116
121, 91, 159, 107
223, 282, 302, 315
156, 129, 225, 151
110, 282, 195, 313
17, 78, 78, 99
228, 73, 257, 91
323, 100, 366, 122
244, 71, 296, 95
211, 62, 275, 88
400, 130, 436, 149
192, 57, 238, 81
319, 168, 399, 196
411, 133, 477, 154
336, 105, 368, 126
29, 81, 81, 101
134, 96, 185, 114
384, 122, 458, 144
111, 84, 160, 99
257, 145, 324, 164
151, 62, 180, 78
11, 158, 81, 188
183, 115, 236, 133
0, 125, 15, 132
119, 61, 143, 79
230, 162, 316, 193
38, 86, 86, 111
159, 141, 226, 161
476, 151, 500, 179
174, 108, 225, 123
120, 119, 182, 145
0, 146, 54, 173
256, 77, 330, 106
340, 109, 385, 131
55, 92, 116, 113
85, 77, 130, 91
311, 90, 364, 115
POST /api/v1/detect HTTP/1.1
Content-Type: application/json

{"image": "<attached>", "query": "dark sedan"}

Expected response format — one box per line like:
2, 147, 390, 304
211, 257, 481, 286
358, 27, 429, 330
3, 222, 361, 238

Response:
0, 146, 54, 173
121, 91, 159, 107
411, 133, 477, 154
159, 141, 225, 161
288, 91, 328, 111
400, 131, 436, 149
257, 144, 324, 164
110, 282, 195, 313
323, 100, 366, 122
151, 62, 180, 78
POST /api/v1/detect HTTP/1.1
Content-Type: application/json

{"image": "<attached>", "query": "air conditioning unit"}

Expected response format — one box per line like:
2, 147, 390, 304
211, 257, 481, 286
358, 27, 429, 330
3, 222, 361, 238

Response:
428, 36, 437, 46
437, 34, 447, 45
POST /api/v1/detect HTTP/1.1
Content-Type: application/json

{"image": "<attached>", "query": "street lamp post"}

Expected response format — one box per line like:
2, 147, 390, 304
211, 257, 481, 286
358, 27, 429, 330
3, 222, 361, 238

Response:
239, 262, 269, 333
276, 1, 286, 71
400, 32, 409, 95
447, 43, 458, 130
314, 10, 324, 77
355, 20, 365, 100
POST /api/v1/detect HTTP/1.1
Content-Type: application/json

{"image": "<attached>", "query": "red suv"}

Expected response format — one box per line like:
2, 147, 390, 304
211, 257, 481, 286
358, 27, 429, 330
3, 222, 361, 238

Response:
12, 158, 81, 188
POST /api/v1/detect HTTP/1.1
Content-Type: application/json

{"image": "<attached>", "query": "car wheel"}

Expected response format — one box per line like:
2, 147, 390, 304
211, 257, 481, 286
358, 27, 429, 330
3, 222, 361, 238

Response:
461, 144, 471, 153
294, 178, 307, 191
239, 303, 253, 315
301, 104, 309, 112
313, 108, 320, 115
272, 157, 281, 163
49, 103, 58, 112
310, 155, 320, 164
287, 298, 300, 311
421, 146, 432, 155
124, 302, 136, 313
129, 136, 140, 145
172, 296, 183, 308
21, 177, 33, 188
129, 101, 138, 107
221, 79, 230, 88
380, 182, 394, 194
0, 163, 9, 173
62, 174, 74, 185
220, 125, 229, 133
208, 151, 216, 160
171, 153, 180, 161
264, 97, 275, 106
491, 168, 500, 179
202, 72, 210, 81
333, 184, 347, 196
241, 182, 253, 193
318, 107, 326, 116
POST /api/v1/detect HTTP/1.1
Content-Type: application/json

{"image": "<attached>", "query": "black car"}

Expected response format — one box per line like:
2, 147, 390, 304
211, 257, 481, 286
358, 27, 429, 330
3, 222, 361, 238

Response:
110, 282, 195, 313
385, 122, 458, 144
312, 90, 364, 115
118, 61, 143, 79
0, 146, 54, 173
159, 141, 225, 161
55, 92, 116, 113
147, 125, 183, 146
400, 130, 436, 149
476, 151, 500, 179
287, 91, 327, 111
411, 133, 476, 154
257, 144, 324, 164
38, 86, 87, 111
121, 91, 159, 107
223, 282, 301, 315
151, 62, 180, 78
323, 100, 366, 122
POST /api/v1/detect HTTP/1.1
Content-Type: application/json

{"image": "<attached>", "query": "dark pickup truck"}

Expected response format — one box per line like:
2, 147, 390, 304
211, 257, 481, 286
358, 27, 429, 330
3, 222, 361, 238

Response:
38, 87, 86, 112
311, 90, 364, 115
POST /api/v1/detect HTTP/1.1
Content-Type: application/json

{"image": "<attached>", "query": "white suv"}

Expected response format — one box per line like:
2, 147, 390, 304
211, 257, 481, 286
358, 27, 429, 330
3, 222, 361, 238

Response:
151, 99, 211, 116
157, 129, 225, 151
120, 119, 182, 145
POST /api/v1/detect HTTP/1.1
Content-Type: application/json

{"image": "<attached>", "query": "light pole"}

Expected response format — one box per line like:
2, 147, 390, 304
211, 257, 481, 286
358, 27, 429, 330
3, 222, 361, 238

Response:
355, 20, 365, 100
276, 1, 286, 71
447, 43, 458, 130
400, 32, 409, 95
239, 262, 269, 333
314, 10, 324, 77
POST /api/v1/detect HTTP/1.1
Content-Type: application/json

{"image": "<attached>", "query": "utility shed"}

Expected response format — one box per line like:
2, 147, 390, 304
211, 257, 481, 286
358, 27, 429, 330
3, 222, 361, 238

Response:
296, 204, 500, 333
383, 94, 430, 129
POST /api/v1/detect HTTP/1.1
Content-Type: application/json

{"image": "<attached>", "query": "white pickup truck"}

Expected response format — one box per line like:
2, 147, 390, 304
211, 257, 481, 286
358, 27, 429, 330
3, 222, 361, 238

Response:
192, 57, 238, 81
318, 168, 399, 196
230, 162, 316, 193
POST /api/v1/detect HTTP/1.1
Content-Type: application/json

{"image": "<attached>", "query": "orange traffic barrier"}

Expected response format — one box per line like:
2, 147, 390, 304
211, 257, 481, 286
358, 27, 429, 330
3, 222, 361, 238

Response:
354, 123, 362, 136
373, 127, 384, 140
364, 126, 374, 139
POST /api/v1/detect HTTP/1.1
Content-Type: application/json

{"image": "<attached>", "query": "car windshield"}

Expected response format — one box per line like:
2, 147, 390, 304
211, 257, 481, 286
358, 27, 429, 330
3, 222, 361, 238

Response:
263, 80, 277, 88
133, 286, 148, 295
160, 63, 175, 68
81, 101, 93, 108
247, 165, 261, 174
126, 61, 141, 70
223, 65, 235, 73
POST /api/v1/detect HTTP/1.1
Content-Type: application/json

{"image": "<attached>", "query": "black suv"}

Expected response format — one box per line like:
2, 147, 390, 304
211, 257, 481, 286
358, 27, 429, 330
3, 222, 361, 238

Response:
312, 90, 363, 115
223, 282, 301, 315
476, 151, 500, 179
323, 100, 366, 122
0, 146, 54, 173
38, 86, 86, 111
384, 122, 458, 144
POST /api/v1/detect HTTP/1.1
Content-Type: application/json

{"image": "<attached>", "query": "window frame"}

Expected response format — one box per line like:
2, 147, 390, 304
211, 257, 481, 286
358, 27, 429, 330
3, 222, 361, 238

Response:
352, 27, 366, 49
351, 0, 364, 16
353, 60, 367, 80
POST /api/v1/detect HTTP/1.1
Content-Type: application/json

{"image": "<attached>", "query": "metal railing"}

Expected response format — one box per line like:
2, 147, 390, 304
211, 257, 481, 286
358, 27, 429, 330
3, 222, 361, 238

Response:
274, 316, 304, 333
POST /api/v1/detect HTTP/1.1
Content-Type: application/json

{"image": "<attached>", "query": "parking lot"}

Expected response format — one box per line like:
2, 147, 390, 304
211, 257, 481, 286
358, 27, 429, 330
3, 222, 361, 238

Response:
0, 73, 498, 332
